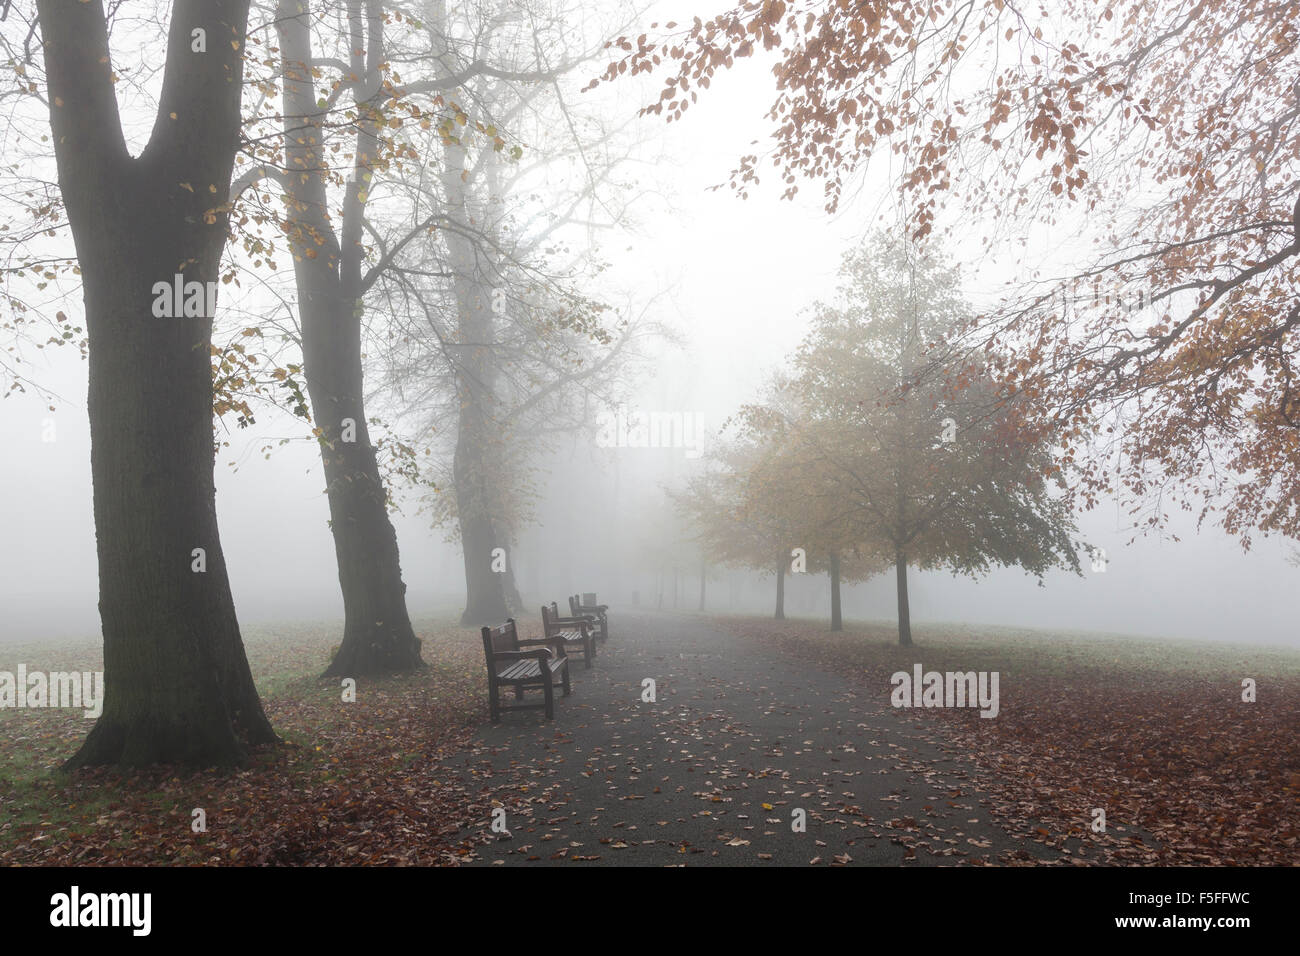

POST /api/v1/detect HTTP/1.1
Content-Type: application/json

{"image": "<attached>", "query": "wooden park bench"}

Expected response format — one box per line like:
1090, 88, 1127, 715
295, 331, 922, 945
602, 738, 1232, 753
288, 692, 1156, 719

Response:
568, 593, 609, 642
480, 618, 570, 723
542, 602, 596, 669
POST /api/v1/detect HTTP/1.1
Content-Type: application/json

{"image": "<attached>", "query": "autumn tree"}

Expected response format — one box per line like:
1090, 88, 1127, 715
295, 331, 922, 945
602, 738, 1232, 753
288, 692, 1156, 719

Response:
236, 0, 559, 670
594, 0, 1300, 554
27, 0, 277, 766
227, 0, 431, 676
370, 0, 654, 627
671, 434, 808, 619
746, 235, 1083, 645
746, 380, 890, 630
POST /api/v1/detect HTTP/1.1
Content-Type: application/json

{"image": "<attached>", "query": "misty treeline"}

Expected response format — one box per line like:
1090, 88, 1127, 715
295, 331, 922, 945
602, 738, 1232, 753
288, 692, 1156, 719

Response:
4, 0, 1300, 768
671, 235, 1084, 646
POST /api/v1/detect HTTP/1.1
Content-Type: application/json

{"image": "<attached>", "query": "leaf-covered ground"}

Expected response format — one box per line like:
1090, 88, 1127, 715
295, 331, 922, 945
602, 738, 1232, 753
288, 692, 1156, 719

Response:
716, 616, 1300, 865
2, 612, 1295, 865
0, 616, 502, 865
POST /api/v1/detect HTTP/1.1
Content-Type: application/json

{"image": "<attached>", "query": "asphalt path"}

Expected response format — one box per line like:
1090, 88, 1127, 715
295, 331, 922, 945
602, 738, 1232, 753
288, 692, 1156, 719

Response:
459, 610, 1062, 866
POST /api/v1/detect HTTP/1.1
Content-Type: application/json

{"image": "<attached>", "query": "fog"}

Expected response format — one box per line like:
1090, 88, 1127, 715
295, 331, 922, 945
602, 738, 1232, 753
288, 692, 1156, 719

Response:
1, 0, 1296, 650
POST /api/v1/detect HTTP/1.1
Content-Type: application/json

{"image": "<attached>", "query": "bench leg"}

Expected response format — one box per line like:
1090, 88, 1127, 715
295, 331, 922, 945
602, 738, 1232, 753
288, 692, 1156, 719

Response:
561, 660, 571, 697
489, 681, 500, 724
543, 676, 554, 720
584, 637, 594, 668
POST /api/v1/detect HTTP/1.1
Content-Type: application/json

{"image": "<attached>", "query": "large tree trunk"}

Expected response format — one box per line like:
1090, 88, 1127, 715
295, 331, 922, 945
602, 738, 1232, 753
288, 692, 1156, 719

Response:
439, 126, 513, 628
895, 549, 913, 646
774, 553, 786, 619
277, 0, 422, 676
502, 561, 526, 614
449, 357, 510, 627
43, 0, 277, 767
455, 450, 511, 627
829, 551, 842, 632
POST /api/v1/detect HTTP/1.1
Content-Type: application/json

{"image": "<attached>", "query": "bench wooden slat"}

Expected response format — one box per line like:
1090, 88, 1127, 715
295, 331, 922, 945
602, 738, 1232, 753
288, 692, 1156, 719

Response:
498, 659, 540, 681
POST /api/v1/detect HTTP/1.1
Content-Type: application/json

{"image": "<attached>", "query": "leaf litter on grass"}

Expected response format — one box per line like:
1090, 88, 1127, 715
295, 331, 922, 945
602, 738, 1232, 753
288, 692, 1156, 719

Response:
718, 616, 1300, 866
0, 618, 550, 865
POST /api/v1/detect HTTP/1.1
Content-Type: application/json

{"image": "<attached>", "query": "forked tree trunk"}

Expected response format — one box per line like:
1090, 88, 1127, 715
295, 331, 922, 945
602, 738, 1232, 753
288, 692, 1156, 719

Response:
895, 549, 913, 646
43, 0, 277, 767
277, 0, 422, 676
830, 551, 842, 632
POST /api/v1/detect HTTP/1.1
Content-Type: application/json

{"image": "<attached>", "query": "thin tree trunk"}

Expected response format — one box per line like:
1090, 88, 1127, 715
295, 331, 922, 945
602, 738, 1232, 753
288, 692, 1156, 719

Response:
895, 549, 913, 646
306, 290, 423, 677
774, 553, 786, 619
44, 0, 277, 767
830, 551, 842, 632
278, 0, 422, 676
